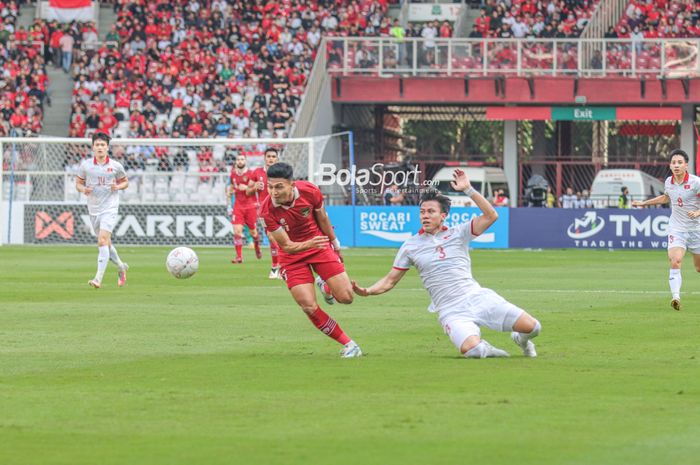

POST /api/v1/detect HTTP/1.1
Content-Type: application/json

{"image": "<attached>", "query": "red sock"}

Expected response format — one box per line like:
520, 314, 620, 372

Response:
253, 237, 261, 254
234, 235, 243, 259
270, 242, 279, 267
307, 306, 351, 345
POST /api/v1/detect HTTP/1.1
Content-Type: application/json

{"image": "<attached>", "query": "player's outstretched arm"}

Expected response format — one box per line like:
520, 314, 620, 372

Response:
352, 268, 407, 297
268, 227, 329, 254
632, 194, 670, 208
313, 207, 343, 261
450, 168, 498, 236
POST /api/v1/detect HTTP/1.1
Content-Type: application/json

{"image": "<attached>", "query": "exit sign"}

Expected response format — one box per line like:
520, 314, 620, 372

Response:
486, 106, 681, 121
551, 107, 616, 121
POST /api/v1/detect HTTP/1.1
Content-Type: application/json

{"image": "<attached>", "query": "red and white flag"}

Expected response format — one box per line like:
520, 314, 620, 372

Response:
46, 0, 93, 23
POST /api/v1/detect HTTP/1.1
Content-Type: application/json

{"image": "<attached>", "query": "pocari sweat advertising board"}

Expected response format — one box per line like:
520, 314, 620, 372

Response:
331, 206, 509, 248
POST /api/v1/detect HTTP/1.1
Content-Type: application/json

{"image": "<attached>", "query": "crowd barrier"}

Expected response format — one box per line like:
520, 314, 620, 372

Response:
3, 204, 671, 250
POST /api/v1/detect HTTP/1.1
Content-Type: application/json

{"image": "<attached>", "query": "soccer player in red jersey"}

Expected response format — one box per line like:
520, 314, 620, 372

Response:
259, 162, 362, 357
226, 154, 262, 263
253, 148, 283, 279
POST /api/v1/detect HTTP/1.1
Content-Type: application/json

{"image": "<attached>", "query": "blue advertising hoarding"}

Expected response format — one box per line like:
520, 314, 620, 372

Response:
325, 206, 355, 246
326, 206, 509, 248
509, 208, 671, 249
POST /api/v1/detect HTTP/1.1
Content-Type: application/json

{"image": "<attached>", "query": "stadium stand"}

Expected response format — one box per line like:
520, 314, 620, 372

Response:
68, 0, 392, 146
473, 0, 599, 39
1, 3, 49, 136
51, 0, 396, 203
614, 0, 700, 38
604, 0, 700, 73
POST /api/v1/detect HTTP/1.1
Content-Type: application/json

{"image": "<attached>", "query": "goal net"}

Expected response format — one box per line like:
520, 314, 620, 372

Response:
0, 135, 348, 245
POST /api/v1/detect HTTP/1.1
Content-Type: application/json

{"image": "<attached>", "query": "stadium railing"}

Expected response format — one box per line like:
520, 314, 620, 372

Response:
323, 37, 700, 78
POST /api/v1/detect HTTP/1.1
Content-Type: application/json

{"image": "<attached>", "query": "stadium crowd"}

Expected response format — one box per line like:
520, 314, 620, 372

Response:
67, 0, 393, 149
612, 0, 700, 39
0, 1, 49, 136
598, 0, 700, 72
471, 0, 599, 39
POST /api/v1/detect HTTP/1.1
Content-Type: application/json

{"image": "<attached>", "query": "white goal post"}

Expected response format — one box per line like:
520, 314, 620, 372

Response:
0, 135, 347, 246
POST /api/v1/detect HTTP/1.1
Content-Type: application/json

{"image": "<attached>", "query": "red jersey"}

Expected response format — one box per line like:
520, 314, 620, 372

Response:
254, 166, 269, 202
229, 168, 257, 208
260, 181, 330, 264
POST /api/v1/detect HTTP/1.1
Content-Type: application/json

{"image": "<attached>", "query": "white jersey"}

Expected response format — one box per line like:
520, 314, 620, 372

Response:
393, 221, 482, 314
664, 172, 700, 232
77, 156, 127, 215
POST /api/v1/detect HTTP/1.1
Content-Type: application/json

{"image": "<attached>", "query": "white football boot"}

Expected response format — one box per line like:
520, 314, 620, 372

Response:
511, 332, 537, 357
340, 341, 362, 358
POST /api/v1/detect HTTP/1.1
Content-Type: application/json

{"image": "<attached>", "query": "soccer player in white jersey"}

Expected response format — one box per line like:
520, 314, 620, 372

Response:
632, 149, 700, 310
75, 132, 130, 289
352, 169, 542, 358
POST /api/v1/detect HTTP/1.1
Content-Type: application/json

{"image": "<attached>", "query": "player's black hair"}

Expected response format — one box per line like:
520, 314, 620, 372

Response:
264, 147, 279, 157
267, 162, 294, 181
669, 149, 689, 163
419, 189, 451, 214
91, 132, 111, 145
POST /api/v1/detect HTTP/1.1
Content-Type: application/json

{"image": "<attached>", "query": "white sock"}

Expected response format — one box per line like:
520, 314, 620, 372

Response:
518, 320, 541, 343
109, 245, 124, 268
669, 269, 682, 300
95, 245, 109, 283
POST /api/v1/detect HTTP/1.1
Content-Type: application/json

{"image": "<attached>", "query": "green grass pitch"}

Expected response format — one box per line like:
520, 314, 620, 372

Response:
1, 246, 699, 465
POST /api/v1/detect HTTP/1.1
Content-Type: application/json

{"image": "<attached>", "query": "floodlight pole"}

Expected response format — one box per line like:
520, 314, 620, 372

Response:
348, 131, 356, 247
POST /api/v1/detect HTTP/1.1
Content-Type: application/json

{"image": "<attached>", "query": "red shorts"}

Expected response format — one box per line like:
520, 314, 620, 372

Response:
232, 205, 257, 229
280, 247, 345, 289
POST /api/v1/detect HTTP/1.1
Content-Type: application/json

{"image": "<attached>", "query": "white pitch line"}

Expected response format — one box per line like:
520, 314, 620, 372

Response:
497, 289, 700, 295
243, 286, 699, 295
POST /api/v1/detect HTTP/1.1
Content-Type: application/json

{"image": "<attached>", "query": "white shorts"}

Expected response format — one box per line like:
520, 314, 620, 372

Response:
668, 229, 700, 254
90, 211, 118, 234
438, 288, 525, 351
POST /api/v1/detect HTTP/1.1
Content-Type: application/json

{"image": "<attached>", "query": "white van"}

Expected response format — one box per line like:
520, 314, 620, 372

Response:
590, 169, 665, 208
431, 166, 509, 207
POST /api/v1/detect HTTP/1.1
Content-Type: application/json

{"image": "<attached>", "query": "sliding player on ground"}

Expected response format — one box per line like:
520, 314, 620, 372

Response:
633, 149, 700, 311
259, 162, 362, 358
353, 170, 542, 358
75, 132, 129, 289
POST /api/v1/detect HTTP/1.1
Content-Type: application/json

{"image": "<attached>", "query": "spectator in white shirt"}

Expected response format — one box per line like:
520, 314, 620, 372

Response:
322, 14, 338, 31
559, 187, 577, 208
578, 189, 594, 209
307, 25, 321, 47
512, 18, 529, 38
421, 21, 437, 49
